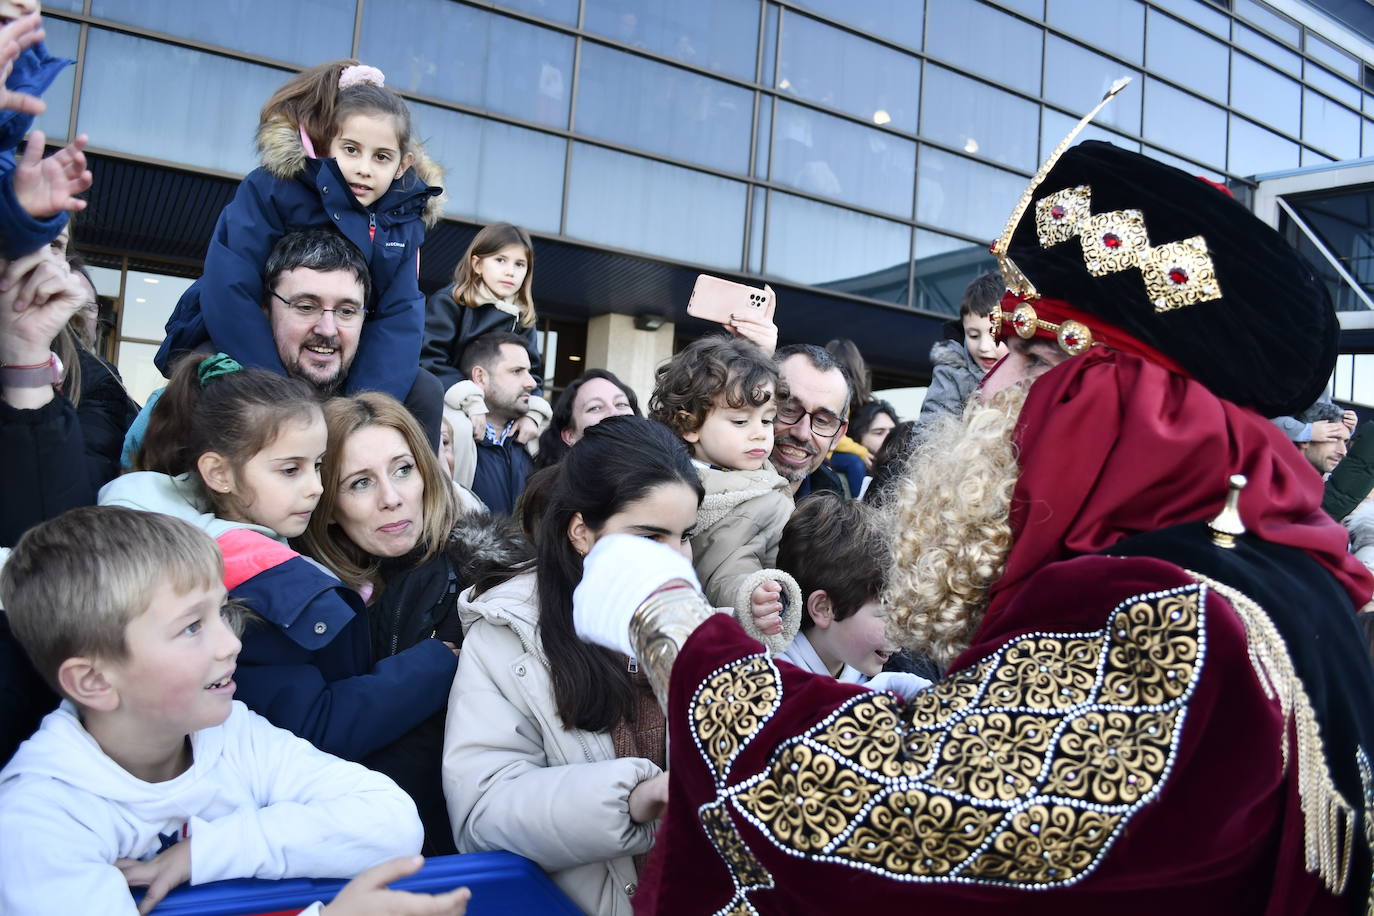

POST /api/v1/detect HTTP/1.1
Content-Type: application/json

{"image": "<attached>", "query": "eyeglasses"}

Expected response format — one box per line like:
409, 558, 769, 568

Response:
271, 290, 366, 326
775, 399, 845, 437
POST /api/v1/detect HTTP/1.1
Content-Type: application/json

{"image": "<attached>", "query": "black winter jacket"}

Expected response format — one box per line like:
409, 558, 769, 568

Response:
420, 287, 543, 394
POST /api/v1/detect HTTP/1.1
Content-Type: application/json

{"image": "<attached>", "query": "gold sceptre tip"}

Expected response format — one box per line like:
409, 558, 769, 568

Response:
1208, 474, 1248, 548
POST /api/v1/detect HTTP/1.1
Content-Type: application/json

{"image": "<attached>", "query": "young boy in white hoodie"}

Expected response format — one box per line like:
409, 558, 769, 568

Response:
0, 506, 469, 916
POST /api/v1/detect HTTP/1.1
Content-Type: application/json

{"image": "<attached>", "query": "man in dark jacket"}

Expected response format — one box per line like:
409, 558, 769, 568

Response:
462, 331, 537, 515
768, 344, 851, 499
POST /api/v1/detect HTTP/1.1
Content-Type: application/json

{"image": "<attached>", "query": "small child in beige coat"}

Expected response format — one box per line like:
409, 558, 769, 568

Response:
649, 336, 801, 653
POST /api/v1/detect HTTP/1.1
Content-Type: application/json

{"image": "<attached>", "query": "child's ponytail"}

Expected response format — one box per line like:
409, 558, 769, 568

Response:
259, 58, 361, 157
135, 353, 320, 513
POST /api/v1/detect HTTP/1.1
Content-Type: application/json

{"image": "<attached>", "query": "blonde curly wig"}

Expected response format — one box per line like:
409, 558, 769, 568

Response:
880, 384, 1028, 665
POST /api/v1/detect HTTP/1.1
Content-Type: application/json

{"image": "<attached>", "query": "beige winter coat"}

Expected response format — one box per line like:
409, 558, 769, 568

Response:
691, 464, 794, 609
442, 569, 658, 916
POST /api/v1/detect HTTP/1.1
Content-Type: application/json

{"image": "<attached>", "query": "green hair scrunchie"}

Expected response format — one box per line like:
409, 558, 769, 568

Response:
197, 352, 244, 388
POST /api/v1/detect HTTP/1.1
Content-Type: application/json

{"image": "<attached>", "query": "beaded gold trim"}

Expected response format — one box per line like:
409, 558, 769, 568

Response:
1358, 748, 1374, 916
992, 301, 1096, 358
1185, 570, 1356, 895
689, 584, 1206, 892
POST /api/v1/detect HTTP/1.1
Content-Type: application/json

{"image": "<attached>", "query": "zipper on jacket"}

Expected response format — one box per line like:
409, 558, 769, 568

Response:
368, 212, 376, 243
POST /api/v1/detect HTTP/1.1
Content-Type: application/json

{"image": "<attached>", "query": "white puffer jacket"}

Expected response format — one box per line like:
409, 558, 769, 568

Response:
442, 569, 658, 916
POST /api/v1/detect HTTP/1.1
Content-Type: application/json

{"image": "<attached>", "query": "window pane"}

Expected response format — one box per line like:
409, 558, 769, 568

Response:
583, 0, 759, 81
117, 341, 168, 407
1305, 62, 1361, 109
755, 96, 772, 178
1150, 0, 1227, 37
576, 43, 753, 174
922, 66, 1039, 172
361, 0, 573, 128
748, 189, 765, 274
29, 15, 78, 142
78, 30, 287, 175
1145, 11, 1227, 102
1228, 115, 1299, 176
43, 0, 83, 10
917, 146, 1026, 243
496, 0, 577, 25
1141, 79, 1225, 169
1046, 0, 1143, 64
999, 0, 1044, 17
566, 144, 746, 269
119, 271, 192, 341
1043, 36, 1142, 136
790, 0, 923, 49
412, 103, 564, 233
91, 0, 355, 66
765, 191, 910, 303
1304, 89, 1361, 160
1143, 145, 1225, 183
926, 0, 1042, 96
1231, 54, 1300, 136
1235, 25, 1300, 77
1306, 34, 1360, 81
778, 11, 919, 132
773, 100, 915, 216
1366, 119, 1374, 158
1042, 109, 1141, 158
1302, 148, 1336, 167
1234, 0, 1299, 45
914, 230, 996, 316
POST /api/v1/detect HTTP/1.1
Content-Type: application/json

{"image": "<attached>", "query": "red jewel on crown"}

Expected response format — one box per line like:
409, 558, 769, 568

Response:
1102, 232, 1121, 249
1050, 204, 1066, 220
1168, 267, 1189, 284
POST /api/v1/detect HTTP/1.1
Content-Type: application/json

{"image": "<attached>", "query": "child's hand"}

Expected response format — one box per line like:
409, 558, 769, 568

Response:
726, 310, 778, 357
0, 14, 46, 117
628, 770, 670, 825
513, 414, 539, 444
1343, 409, 1358, 432
469, 411, 487, 442
323, 857, 471, 916
750, 580, 784, 637
1311, 420, 1346, 442
13, 131, 91, 220
116, 840, 192, 916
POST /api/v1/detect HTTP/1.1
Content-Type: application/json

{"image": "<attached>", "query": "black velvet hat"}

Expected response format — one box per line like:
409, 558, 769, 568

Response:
992, 138, 1338, 418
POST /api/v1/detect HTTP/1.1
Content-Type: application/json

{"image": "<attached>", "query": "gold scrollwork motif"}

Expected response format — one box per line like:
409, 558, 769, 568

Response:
1358, 748, 1374, 916
1101, 591, 1200, 706
1079, 210, 1150, 276
964, 805, 1123, 884
700, 800, 773, 895
834, 788, 1002, 875
691, 655, 782, 784
1140, 237, 1222, 312
712, 584, 1206, 890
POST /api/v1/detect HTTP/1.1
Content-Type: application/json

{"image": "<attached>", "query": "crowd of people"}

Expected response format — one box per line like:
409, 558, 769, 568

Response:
2, 6, 1374, 915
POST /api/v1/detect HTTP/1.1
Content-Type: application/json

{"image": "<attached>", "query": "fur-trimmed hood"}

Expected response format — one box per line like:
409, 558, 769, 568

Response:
929, 337, 978, 371
445, 510, 532, 586
255, 116, 447, 227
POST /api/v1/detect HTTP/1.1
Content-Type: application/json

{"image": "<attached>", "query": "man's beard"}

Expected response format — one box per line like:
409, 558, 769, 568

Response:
878, 384, 1028, 666
289, 332, 345, 395
768, 435, 818, 484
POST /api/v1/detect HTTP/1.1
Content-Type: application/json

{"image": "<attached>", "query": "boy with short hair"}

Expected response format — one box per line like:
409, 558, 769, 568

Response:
649, 336, 801, 652
0, 506, 467, 916
774, 492, 929, 692
915, 270, 1009, 430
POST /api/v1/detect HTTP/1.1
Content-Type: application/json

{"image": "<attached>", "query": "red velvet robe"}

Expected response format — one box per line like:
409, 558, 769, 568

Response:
633, 555, 1357, 915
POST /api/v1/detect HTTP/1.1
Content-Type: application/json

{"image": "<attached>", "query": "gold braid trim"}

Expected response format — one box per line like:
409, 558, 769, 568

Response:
1186, 570, 1356, 894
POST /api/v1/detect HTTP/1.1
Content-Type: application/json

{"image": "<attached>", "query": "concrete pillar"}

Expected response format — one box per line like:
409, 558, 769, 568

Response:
584, 313, 675, 406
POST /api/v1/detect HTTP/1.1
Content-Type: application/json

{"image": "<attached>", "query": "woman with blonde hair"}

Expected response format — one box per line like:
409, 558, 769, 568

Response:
300, 391, 526, 854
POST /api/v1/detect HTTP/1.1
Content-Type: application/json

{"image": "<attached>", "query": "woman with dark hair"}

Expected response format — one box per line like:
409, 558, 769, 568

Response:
533, 368, 640, 469
443, 415, 703, 916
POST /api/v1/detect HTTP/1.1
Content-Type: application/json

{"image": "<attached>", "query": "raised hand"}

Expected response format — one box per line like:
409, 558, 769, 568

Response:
0, 13, 46, 116
13, 131, 92, 219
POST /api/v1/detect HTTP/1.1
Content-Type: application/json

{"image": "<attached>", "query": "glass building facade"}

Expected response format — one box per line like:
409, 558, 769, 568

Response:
37, 0, 1374, 397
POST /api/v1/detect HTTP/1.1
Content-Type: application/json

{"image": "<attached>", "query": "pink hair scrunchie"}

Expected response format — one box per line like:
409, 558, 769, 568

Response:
339, 64, 385, 90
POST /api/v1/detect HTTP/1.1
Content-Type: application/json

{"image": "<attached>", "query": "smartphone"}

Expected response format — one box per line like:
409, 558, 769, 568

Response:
687, 274, 776, 325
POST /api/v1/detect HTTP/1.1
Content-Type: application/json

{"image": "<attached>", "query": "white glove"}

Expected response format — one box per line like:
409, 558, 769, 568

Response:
573, 534, 702, 657
865, 671, 932, 699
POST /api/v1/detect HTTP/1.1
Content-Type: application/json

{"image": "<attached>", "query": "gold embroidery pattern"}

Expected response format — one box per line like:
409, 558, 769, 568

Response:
1356, 748, 1373, 916
1029, 184, 1222, 312
705, 584, 1206, 889
691, 654, 782, 784
699, 799, 772, 916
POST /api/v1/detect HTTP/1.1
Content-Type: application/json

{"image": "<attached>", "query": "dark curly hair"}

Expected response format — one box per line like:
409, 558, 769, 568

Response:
648, 335, 784, 442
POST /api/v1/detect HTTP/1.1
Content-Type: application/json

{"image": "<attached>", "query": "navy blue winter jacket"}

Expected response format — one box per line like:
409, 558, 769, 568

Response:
156, 118, 444, 401
0, 39, 72, 259
221, 528, 457, 762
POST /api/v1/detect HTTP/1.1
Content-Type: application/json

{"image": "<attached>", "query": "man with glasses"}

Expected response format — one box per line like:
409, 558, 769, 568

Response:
769, 344, 851, 499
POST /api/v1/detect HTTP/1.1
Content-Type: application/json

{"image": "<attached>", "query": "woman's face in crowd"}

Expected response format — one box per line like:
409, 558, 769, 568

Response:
332, 424, 426, 558
858, 411, 896, 456
569, 481, 699, 560
562, 378, 634, 446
